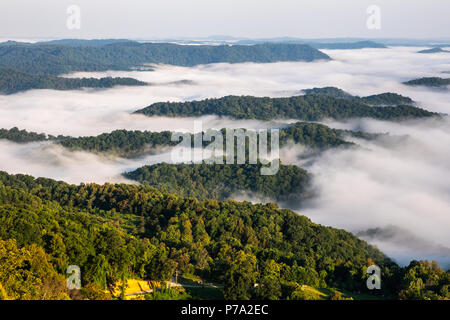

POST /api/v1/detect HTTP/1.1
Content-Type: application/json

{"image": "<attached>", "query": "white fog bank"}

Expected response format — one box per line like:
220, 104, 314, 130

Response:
0, 47, 448, 137
0, 46, 449, 267
291, 117, 450, 267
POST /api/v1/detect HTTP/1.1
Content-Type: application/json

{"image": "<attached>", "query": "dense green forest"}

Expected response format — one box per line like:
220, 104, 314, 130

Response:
135, 94, 437, 121
0, 42, 330, 75
123, 161, 309, 202
0, 124, 354, 203
403, 77, 450, 88
235, 40, 387, 50
0, 67, 147, 94
55, 122, 357, 157
0, 171, 448, 300
0, 122, 369, 159
302, 87, 414, 105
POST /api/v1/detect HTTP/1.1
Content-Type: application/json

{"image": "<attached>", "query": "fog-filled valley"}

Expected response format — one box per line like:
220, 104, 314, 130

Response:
1, 46, 449, 270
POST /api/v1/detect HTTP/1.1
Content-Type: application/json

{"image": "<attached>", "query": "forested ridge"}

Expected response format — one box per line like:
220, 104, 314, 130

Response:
123, 161, 310, 202
135, 94, 437, 121
0, 127, 48, 143
0, 66, 148, 94
301, 87, 414, 105
57, 122, 357, 156
0, 42, 330, 75
0, 124, 358, 202
0, 123, 380, 203
0, 39, 448, 301
361, 93, 414, 105
417, 47, 450, 54
57, 130, 177, 157
403, 77, 450, 88
235, 40, 386, 50
0, 171, 448, 300
0, 122, 361, 156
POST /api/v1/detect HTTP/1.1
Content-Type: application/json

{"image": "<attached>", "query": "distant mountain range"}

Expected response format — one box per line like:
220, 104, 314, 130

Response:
236, 40, 387, 49
417, 47, 450, 54
3, 37, 450, 47
0, 121, 377, 202
0, 41, 330, 75
135, 89, 435, 121
403, 77, 450, 88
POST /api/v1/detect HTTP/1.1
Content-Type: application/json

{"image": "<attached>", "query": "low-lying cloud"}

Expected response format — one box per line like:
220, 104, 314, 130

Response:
291, 116, 450, 267
0, 46, 449, 267
0, 140, 178, 184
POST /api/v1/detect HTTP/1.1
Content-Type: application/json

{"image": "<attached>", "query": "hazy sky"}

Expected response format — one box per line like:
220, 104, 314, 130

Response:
1, 0, 449, 40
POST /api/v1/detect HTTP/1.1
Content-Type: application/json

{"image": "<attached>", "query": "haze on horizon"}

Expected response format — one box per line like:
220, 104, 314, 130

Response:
1, 0, 450, 40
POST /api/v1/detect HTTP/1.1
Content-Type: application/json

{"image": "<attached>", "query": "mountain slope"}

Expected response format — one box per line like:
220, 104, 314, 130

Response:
417, 47, 450, 54
0, 170, 396, 300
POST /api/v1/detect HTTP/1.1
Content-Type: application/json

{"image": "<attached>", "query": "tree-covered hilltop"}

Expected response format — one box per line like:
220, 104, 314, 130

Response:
361, 93, 414, 105
36, 39, 134, 47
135, 94, 437, 121
302, 87, 414, 105
302, 87, 354, 99
0, 42, 330, 75
0, 238, 70, 300
403, 77, 450, 88
279, 122, 355, 147
0, 171, 448, 300
398, 260, 450, 300
0, 172, 392, 299
0, 66, 148, 94
0, 122, 369, 158
120, 122, 376, 202
0, 127, 48, 143
57, 130, 177, 157
56, 122, 355, 157
123, 161, 309, 202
